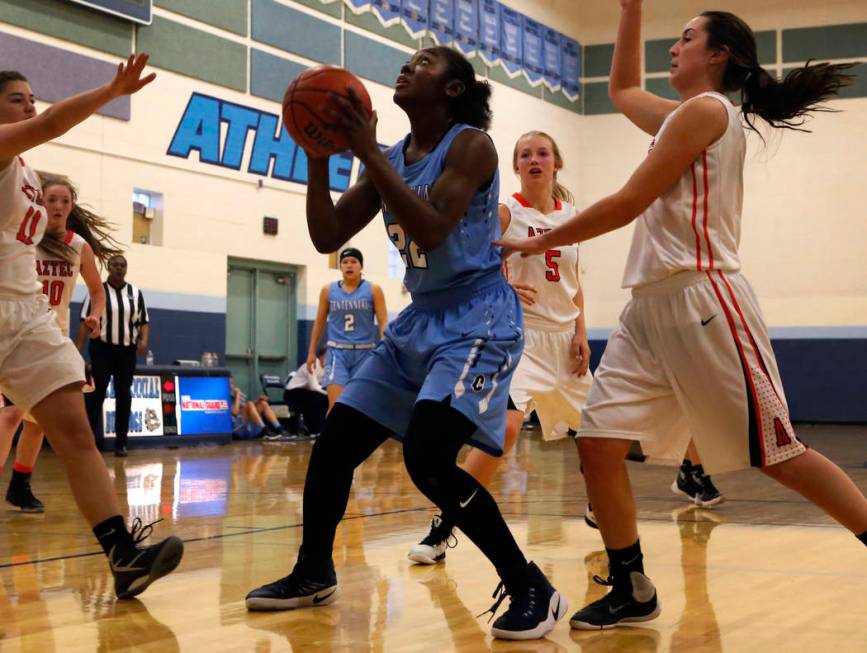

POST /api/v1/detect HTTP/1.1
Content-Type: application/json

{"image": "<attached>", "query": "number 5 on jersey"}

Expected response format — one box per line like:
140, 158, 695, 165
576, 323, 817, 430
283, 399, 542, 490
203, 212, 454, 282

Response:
387, 223, 428, 269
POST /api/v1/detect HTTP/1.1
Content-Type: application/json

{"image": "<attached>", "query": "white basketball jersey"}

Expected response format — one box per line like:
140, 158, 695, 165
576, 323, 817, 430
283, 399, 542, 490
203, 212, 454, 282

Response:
36, 231, 85, 334
0, 157, 45, 297
504, 193, 580, 329
622, 92, 745, 288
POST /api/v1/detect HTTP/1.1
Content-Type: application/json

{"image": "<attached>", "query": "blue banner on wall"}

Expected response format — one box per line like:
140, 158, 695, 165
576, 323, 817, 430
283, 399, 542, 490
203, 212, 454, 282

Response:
498, 3, 523, 77
543, 27, 562, 91
561, 35, 581, 101
478, 0, 499, 67
371, 0, 401, 25
343, 0, 371, 14
176, 376, 232, 435
453, 0, 478, 55
521, 15, 544, 86
400, 0, 429, 38
428, 0, 455, 46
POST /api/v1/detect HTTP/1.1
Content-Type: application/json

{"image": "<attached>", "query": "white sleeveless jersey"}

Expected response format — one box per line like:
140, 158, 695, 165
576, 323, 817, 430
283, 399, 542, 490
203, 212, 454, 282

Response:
504, 193, 580, 329
0, 157, 45, 297
36, 231, 85, 334
622, 92, 745, 288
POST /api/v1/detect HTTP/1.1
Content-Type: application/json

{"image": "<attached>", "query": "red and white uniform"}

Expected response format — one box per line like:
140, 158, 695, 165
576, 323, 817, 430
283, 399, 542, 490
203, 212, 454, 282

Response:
579, 92, 805, 474
503, 193, 592, 440
0, 157, 85, 413
37, 231, 85, 335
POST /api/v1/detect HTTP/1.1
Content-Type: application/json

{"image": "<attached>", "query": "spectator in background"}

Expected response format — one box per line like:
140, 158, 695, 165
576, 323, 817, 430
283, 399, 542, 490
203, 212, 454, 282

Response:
76, 254, 148, 457
284, 347, 328, 437
230, 377, 291, 442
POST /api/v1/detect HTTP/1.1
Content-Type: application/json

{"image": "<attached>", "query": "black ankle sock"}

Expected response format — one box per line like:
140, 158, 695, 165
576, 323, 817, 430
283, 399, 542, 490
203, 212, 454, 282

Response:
606, 540, 645, 588
438, 513, 456, 534
10, 469, 31, 485
693, 464, 705, 476
93, 515, 136, 559
681, 459, 693, 470
857, 531, 867, 547
499, 561, 530, 596
298, 548, 334, 578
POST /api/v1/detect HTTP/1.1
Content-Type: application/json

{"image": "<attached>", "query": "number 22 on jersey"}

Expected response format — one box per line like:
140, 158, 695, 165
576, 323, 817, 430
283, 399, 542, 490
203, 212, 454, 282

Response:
387, 223, 428, 269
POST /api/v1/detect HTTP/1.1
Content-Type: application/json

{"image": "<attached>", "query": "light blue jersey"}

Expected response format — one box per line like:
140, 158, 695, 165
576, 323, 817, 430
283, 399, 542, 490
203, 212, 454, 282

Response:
338, 123, 524, 455
382, 123, 503, 305
326, 280, 376, 347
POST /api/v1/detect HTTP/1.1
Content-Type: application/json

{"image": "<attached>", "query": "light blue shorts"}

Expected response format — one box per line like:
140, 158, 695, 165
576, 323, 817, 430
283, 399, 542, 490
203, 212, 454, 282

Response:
337, 280, 524, 455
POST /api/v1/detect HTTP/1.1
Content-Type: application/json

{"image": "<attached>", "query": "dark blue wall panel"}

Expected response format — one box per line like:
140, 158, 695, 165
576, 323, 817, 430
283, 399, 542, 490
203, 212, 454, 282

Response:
344, 30, 407, 88
251, 0, 341, 65
250, 48, 307, 104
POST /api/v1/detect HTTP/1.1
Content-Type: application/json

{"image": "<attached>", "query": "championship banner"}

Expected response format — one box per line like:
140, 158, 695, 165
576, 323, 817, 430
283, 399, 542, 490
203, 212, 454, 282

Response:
521, 15, 545, 87
371, 0, 401, 26
454, 0, 479, 56
343, 0, 372, 15
498, 3, 523, 78
428, 0, 454, 46
543, 27, 563, 91
561, 35, 581, 101
478, 0, 500, 67
400, 0, 429, 39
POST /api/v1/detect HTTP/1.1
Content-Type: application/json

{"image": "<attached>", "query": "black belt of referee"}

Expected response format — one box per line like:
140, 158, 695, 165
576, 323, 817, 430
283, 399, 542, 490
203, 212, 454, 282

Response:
326, 341, 376, 350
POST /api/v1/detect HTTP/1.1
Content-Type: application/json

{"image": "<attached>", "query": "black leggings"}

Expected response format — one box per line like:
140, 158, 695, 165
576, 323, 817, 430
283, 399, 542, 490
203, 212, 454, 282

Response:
301, 400, 528, 588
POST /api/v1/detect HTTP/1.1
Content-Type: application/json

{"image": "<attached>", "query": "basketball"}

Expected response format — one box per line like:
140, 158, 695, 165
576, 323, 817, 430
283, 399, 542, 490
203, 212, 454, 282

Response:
282, 65, 372, 158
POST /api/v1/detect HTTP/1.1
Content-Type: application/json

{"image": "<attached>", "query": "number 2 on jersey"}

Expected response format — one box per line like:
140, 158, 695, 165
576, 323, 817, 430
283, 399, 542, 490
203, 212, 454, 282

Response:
16, 207, 42, 245
344, 313, 355, 332
387, 223, 428, 269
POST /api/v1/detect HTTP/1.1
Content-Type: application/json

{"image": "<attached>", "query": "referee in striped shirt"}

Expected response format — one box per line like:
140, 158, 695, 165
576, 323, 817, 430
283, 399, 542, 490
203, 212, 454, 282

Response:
76, 254, 149, 456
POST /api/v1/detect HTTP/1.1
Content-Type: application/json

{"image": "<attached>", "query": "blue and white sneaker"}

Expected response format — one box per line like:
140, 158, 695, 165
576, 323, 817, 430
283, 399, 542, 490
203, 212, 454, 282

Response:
485, 561, 568, 640
246, 558, 338, 611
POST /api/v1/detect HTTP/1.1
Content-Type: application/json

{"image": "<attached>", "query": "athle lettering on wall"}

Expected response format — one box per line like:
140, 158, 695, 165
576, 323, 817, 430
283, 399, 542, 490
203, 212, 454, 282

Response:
167, 93, 355, 192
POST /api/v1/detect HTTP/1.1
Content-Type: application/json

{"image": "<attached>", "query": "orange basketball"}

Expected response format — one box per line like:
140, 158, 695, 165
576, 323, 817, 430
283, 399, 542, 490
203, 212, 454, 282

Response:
282, 65, 372, 158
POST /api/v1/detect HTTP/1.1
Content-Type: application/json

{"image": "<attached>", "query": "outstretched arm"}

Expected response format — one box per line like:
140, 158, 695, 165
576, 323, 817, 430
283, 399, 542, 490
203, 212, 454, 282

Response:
371, 284, 388, 339
496, 97, 727, 254
306, 285, 330, 373
0, 54, 155, 165
609, 0, 679, 135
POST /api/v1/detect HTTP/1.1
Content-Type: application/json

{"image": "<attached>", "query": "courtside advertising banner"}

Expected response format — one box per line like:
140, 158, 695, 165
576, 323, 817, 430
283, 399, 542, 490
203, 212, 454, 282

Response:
175, 376, 233, 435
102, 374, 164, 437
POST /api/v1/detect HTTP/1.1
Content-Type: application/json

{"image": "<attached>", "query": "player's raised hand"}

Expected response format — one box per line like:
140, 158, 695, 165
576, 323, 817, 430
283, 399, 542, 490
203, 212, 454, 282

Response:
108, 54, 156, 98
325, 87, 379, 161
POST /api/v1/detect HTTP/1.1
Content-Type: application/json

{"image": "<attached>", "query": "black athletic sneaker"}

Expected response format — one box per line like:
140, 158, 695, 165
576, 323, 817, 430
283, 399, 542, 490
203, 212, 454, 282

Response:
671, 463, 724, 507
408, 515, 457, 565
110, 518, 184, 599
569, 571, 660, 630
6, 474, 44, 513
485, 561, 568, 640
246, 558, 338, 610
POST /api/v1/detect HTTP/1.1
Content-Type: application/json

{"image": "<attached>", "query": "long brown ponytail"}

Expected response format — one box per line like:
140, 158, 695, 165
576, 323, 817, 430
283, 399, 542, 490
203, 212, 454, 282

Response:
701, 11, 856, 134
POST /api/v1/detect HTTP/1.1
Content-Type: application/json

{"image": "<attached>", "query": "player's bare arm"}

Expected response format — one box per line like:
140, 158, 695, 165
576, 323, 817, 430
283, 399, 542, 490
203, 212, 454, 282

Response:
0, 54, 154, 165
371, 284, 388, 339
610, 0, 679, 135
306, 160, 381, 253
79, 243, 104, 338
306, 285, 331, 373
496, 97, 727, 255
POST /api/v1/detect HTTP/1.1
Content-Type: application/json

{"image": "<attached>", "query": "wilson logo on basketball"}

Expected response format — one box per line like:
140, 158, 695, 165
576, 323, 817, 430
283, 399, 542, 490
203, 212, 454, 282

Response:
302, 123, 337, 153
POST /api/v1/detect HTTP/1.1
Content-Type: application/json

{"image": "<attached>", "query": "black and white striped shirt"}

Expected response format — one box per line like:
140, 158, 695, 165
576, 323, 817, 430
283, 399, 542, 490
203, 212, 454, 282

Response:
81, 281, 149, 347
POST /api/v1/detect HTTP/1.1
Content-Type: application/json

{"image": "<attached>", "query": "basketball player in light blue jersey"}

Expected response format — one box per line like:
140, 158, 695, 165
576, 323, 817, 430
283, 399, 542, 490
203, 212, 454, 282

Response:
246, 47, 567, 640
306, 247, 387, 409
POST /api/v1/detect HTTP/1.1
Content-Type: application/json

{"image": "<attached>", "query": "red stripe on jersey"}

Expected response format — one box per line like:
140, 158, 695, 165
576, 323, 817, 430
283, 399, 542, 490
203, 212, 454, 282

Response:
717, 272, 782, 402
512, 192, 532, 207
513, 192, 563, 212
64, 230, 75, 244
702, 151, 714, 269
691, 162, 702, 271
707, 271, 766, 466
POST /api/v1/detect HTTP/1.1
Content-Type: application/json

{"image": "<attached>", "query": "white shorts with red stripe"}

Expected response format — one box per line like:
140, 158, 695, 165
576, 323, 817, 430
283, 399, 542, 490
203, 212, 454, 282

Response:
578, 270, 805, 475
